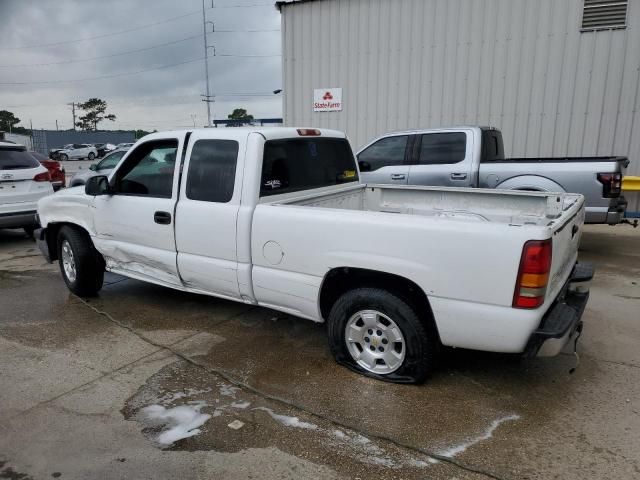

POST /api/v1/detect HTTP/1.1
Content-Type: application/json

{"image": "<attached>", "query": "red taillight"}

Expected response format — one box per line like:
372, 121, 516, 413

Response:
597, 172, 622, 198
513, 239, 552, 309
33, 171, 51, 182
297, 128, 321, 136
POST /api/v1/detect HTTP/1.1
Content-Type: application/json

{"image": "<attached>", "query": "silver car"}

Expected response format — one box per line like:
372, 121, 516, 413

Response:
68, 148, 129, 187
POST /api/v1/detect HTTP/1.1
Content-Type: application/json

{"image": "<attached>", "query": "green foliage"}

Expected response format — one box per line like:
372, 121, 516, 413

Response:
227, 108, 254, 123
0, 110, 29, 134
75, 98, 117, 131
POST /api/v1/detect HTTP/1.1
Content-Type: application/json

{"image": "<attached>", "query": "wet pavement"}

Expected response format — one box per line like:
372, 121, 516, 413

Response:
0, 225, 639, 479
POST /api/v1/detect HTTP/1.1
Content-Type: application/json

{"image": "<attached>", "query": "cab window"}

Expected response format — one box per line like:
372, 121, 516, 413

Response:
114, 140, 178, 198
186, 139, 239, 203
417, 133, 466, 165
357, 135, 408, 172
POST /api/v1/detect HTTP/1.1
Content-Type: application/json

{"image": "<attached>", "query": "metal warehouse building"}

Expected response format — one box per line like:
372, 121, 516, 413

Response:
277, 0, 640, 214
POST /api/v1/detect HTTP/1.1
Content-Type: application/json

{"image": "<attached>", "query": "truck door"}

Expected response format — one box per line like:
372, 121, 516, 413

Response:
92, 136, 184, 286
408, 131, 474, 187
357, 134, 410, 185
174, 131, 243, 299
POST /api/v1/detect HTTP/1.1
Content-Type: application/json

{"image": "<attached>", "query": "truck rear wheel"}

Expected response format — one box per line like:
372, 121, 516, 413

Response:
327, 287, 436, 383
57, 226, 105, 297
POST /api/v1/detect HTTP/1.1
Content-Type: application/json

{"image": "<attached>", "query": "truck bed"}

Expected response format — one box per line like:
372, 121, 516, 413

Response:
271, 183, 582, 228
484, 156, 629, 167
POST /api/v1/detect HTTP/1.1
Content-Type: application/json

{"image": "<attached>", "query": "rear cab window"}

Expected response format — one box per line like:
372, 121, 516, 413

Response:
186, 139, 239, 203
417, 132, 467, 165
260, 137, 358, 197
0, 147, 40, 170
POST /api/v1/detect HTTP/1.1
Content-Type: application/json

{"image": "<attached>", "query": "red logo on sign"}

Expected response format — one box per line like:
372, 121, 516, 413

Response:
323, 91, 333, 100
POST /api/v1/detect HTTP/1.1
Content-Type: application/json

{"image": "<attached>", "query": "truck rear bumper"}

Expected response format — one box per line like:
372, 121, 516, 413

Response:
585, 197, 627, 224
524, 263, 594, 357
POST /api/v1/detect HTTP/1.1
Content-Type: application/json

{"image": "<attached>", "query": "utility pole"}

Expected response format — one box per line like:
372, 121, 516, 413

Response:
67, 102, 76, 131
201, 0, 212, 127
55, 120, 59, 131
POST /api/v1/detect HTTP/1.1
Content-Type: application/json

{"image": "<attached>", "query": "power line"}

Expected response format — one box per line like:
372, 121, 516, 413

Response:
0, 10, 202, 50
0, 34, 203, 68
217, 53, 281, 57
0, 56, 212, 85
211, 2, 275, 7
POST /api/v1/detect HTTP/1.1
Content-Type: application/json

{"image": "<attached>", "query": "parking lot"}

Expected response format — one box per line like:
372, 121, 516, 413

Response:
0, 225, 638, 479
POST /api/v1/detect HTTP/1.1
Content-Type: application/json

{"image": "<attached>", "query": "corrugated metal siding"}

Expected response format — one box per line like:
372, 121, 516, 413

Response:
281, 0, 640, 213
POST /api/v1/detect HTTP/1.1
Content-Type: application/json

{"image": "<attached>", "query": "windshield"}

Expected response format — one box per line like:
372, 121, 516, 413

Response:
0, 147, 41, 170
260, 137, 358, 197
97, 150, 125, 170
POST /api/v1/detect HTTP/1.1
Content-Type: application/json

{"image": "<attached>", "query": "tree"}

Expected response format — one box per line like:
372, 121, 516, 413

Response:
75, 98, 116, 131
0, 110, 28, 134
227, 108, 254, 126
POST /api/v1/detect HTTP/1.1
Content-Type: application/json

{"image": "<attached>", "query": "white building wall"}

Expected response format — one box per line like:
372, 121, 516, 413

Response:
281, 0, 640, 214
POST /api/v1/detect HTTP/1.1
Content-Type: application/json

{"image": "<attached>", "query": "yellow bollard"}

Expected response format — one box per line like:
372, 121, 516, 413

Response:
622, 176, 640, 191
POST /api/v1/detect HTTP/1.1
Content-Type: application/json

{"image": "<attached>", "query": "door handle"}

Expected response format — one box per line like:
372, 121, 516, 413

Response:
154, 211, 172, 225
450, 173, 468, 180
390, 173, 406, 180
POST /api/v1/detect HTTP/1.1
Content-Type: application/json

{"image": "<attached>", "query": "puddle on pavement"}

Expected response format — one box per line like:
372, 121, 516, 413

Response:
122, 359, 522, 479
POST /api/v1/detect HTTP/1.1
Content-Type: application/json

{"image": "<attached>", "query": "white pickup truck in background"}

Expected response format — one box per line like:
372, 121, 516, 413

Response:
36, 127, 593, 383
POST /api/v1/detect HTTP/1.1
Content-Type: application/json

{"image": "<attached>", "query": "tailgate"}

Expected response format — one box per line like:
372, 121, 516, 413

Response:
0, 168, 52, 206
547, 196, 585, 298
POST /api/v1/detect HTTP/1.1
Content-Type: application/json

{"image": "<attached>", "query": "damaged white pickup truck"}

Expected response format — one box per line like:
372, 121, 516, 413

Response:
35, 127, 593, 383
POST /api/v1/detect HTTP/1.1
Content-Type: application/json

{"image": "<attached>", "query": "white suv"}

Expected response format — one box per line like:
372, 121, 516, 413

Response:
58, 143, 98, 161
0, 142, 53, 235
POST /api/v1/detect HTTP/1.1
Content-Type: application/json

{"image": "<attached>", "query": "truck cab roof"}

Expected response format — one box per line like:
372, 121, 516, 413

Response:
140, 127, 347, 143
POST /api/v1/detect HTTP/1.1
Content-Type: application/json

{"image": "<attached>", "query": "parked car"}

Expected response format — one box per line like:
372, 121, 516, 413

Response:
68, 148, 129, 187
29, 151, 65, 191
357, 126, 629, 224
49, 145, 71, 160
1, 142, 53, 235
56, 144, 98, 162
35, 127, 592, 383
115, 142, 135, 150
92, 143, 108, 158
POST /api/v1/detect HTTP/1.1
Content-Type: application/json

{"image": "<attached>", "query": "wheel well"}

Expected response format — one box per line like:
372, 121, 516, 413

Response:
319, 267, 438, 336
45, 223, 92, 261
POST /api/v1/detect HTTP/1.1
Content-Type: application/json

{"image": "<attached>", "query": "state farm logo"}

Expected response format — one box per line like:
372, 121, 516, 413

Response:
314, 88, 342, 112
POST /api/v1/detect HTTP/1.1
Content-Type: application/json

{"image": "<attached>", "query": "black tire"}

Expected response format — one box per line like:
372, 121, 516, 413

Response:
57, 226, 105, 296
59, 154, 68, 162
23, 226, 35, 238
88, 152, 95, 161
327, 288, 437, 384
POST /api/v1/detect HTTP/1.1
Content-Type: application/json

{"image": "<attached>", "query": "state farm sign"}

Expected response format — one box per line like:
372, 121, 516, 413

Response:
313, 88, 342, 112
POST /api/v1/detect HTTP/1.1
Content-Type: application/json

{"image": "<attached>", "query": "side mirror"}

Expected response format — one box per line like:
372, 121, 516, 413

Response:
89, 164, 97, 171
358, 160, 371, 172
85, 175, 112, 196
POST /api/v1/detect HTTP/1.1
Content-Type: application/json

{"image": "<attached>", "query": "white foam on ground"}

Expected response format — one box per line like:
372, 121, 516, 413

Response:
159, 388, 211, 405
231, 401, 251, 409
438, 414, 521, 458
218, 383, 240, 398
253, 407, 318, 430
140, 401, 212, 446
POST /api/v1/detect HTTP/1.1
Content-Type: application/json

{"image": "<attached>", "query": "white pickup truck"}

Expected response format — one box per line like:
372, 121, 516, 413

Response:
35, 127, 593, 383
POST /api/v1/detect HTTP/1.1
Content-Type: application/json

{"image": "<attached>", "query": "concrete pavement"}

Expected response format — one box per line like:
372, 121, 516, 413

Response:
0, 225, 638, 479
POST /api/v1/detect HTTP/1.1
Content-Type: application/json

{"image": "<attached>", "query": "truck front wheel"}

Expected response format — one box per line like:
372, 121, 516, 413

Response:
327, 288, 436, 383
57, 226, 105, 297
